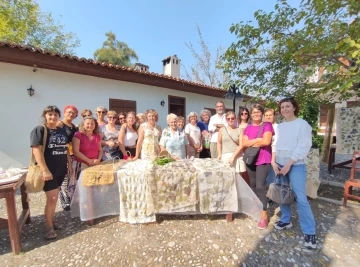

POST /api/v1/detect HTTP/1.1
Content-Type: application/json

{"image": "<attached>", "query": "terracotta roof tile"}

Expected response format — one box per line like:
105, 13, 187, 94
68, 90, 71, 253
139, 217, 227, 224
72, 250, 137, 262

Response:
0, 41, 224, 93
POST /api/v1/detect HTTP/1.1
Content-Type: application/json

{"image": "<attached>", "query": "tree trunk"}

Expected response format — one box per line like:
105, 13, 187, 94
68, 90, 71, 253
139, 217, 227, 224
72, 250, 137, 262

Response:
321, 106, 335, 163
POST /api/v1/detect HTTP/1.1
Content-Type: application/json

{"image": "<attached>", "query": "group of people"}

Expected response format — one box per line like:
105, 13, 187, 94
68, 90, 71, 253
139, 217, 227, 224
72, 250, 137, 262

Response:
30, 97, 317, 249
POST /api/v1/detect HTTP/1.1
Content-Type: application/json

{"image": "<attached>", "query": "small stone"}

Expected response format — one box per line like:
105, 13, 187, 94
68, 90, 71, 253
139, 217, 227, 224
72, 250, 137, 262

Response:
222, 256, 228, 262
232, 254, 239, 260
167, 242, 175, 248
272, 233, 278, 240
213, 244, 220, 249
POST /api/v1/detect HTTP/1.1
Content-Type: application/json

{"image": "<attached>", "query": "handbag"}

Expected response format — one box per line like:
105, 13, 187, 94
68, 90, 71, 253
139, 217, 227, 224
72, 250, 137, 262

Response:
243, 123, 264, 165
266, 174, 296, 205
25, 125, 47, 193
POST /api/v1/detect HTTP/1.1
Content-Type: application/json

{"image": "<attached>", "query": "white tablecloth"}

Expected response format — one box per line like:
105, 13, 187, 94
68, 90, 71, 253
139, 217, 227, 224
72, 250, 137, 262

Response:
71, 159, 263, 223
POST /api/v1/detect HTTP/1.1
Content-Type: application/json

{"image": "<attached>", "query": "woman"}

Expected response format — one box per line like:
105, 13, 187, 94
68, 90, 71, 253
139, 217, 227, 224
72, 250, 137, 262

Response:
238, 107, 250, 130
57, 105, 79, 211
217, 111, 245, 173
160, 113, 190, 159
264, 108, 278, 186
177, 116, 185, 132
95, 106, 107, 127
81, 109, 92, 118
136, 113, 145, 126
118, 112, 126, 126
69, 116, 102, 198
272, 97, 316, 249
99, 110, 121, 160
133, 109, 161, 160
185, 112, 202, 158
119, 111, 138, 158
197, 109, 212, 158
243, 104, 274, 230
30, 105, 71, 239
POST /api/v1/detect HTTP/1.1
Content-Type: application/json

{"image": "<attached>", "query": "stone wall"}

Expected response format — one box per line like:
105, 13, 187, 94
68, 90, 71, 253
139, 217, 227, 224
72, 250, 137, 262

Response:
336, 107, 360, 154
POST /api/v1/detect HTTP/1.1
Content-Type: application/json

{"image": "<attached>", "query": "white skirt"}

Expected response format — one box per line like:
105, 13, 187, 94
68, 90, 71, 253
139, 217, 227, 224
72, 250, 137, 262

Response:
221, 152, 246, 173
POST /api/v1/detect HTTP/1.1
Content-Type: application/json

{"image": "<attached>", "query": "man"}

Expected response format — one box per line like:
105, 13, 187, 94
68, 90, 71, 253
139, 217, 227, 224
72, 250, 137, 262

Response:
208, 101, 226, 158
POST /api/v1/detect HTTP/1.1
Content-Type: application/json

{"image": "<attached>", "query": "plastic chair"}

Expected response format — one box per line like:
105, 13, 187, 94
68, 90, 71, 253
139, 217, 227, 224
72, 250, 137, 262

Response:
343, 151, 360, 206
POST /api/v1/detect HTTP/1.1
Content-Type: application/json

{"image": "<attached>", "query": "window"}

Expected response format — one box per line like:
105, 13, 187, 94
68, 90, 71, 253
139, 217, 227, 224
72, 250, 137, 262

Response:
168, 96, 186, 117
109, 98, 137, 119
176, 60, 179, 64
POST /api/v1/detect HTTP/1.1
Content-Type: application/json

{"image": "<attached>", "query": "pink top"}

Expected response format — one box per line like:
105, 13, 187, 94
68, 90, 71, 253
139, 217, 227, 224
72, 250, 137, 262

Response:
244, 122, 274, 165
73, 132, 101, 163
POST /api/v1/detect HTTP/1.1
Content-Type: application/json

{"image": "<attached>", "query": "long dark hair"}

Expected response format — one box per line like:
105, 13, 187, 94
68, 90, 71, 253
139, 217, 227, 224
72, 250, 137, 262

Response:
238, 107, 250, 123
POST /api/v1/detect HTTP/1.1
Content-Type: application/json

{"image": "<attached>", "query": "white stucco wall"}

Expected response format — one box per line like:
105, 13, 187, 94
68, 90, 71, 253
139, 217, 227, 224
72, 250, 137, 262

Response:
0, 62, 243, 168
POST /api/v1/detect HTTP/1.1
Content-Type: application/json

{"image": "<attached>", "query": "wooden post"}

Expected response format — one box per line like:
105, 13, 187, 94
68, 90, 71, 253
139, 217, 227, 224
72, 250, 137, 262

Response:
321, 106, 335, 163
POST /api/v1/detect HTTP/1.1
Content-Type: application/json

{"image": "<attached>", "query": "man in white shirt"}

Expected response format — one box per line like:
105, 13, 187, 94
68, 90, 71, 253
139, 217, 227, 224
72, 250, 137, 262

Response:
208, 101, 227, 158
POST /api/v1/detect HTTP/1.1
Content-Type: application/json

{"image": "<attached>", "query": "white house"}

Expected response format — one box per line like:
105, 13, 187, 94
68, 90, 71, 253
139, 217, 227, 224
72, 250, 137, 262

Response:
0, 42, 245, 168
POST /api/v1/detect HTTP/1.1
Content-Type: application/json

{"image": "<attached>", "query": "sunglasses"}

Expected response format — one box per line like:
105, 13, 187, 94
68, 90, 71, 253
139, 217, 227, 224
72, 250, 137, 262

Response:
118, 117, 125, 120
108, 116, 117, 119
227, 117, 235, 121
82, 114, 91, 118
241, 113, 248, 115
97, 111, 106, 114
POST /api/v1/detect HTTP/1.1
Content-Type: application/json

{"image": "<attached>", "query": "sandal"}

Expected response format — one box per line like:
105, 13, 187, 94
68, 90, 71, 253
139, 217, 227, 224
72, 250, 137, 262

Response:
53, 222, 63, 230
44, 227, 57, 240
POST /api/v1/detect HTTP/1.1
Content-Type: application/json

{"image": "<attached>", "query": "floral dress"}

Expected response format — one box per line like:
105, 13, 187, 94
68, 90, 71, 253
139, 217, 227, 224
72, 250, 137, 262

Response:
141, 123, 161, 160
100, 125, 121, 160
159, 127, 189, 159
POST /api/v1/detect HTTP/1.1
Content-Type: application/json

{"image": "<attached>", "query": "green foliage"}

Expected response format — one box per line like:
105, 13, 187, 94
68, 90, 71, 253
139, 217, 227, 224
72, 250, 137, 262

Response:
93, 32, 138, 67
223, 0, 360, 103
0, 0, 80, 55
297, 98, 324, 151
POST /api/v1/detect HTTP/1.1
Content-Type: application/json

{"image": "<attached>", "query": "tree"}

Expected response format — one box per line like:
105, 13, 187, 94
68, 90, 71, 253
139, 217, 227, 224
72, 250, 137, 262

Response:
0, 0, 80, 55
222, 0, 360, 103
183, 25, 229, 88
93, 32, 138, 67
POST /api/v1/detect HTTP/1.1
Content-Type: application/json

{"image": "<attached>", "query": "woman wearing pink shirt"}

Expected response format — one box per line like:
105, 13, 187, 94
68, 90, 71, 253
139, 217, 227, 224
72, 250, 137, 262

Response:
243, 104, 274, 230
68, 116, 102, 199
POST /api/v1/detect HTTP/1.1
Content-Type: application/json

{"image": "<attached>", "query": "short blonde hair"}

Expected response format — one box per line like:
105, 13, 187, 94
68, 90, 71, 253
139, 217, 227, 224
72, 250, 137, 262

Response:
136, 113, 145, 120
264, 108, 275, 115
78, 116, 99, 134
166, 113, 177, 125
187, 111, 198, 122
107, 110, 117, 117
145, 109, 159, 122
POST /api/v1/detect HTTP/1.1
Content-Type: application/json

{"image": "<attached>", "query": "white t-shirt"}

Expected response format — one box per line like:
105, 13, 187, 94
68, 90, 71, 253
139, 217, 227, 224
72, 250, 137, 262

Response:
208, 114, 227, 143
184, 123, 201, 146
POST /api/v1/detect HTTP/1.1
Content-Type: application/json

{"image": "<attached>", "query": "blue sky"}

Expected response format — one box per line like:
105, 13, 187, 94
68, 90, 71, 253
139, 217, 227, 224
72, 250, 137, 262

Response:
38, 0, 301, 75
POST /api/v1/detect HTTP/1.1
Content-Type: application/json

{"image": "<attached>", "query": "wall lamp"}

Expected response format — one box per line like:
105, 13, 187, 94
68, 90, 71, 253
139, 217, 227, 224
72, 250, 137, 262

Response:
27, 85, 35, 97
160, 99, 165, 106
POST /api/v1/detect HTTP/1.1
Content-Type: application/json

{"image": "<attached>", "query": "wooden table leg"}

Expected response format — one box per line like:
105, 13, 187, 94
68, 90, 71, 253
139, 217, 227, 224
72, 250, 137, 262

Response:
226, 213, 233, 222
5, 191, 21, 255
20, 184, 31, 224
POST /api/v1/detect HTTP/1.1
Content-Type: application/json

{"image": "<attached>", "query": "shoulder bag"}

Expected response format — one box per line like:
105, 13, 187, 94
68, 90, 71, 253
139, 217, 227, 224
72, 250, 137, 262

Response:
25, 125, 47, 193
266, 174, 296, 205
224, 126, 239, 146
243, 123, 264, 165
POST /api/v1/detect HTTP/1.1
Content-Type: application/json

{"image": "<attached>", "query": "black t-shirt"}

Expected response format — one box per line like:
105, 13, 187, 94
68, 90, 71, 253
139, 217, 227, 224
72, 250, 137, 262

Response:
62, 122, 78, 142
30, 125, 68, 177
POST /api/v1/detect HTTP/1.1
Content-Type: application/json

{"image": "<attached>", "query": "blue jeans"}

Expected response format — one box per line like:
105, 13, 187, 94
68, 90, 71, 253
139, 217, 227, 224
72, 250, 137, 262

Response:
279, 164, 316, 235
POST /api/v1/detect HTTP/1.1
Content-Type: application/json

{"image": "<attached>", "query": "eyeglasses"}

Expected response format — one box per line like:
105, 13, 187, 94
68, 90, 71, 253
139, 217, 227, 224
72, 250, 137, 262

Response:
66, 111, 76, 115
82, 114, 91, 118
241, 113, 248, 116
108, 116, 117, 119
118, 117, 125, 120
252, 111, 262, 115
227, 117, 235, 121
97, 111, 106, 114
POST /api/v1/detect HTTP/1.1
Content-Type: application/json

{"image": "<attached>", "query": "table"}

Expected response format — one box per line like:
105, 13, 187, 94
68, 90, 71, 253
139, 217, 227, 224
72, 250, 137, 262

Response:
71, 159, 263, 224
0, 173, 30, 255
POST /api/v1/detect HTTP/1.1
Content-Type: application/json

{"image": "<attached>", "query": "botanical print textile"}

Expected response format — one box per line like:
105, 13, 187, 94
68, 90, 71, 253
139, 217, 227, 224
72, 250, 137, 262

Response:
141, 123, 161, 160
191, 159, 238, 213
305, 148, 320, 199
117, 160, 156, 223
336, 107, 360, 154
